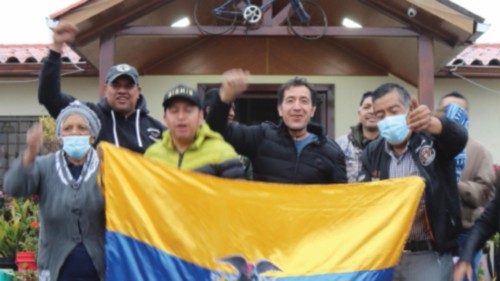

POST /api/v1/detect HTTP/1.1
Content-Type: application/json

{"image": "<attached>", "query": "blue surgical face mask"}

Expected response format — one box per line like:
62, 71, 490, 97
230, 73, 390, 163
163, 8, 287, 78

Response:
62, 136, 91, 159
377, 114, 410, 145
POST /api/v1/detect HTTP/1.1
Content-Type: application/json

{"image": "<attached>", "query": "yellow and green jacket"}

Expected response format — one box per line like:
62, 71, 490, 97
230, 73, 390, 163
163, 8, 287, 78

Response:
144, 123, 240, 171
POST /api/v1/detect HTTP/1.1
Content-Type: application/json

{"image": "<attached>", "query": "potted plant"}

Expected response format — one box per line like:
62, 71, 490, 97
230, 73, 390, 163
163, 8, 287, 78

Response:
1, 116, 50, 276
0, 197, 39, 272
0, 198, 23, 270
15, 219, 38, 272
0, 192, 14, 271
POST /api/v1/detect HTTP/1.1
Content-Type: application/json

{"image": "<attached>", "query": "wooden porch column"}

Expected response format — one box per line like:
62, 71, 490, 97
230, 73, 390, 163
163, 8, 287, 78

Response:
417, 34, 434, 109
99, 34, 115, 96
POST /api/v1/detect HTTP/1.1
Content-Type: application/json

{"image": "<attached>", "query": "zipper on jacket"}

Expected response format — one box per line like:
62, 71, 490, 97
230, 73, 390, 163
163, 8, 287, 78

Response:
177, 153, 185, 168
293, 153, 301, 181
290, 137, 300, 181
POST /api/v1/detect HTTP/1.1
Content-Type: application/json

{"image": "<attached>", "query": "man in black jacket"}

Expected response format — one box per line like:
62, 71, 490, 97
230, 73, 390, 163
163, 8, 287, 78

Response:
38, 21, 164, 154
206, 69, 346, 184
359, 83, 467, 281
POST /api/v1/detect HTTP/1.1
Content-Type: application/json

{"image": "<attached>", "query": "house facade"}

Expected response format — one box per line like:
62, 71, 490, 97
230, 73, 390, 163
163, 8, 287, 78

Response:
1, 0, 499, 188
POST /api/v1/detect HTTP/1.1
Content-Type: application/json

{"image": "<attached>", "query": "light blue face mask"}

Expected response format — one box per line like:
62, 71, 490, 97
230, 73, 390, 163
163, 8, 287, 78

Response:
62, 136, 91, 160
377, 114, 410, 145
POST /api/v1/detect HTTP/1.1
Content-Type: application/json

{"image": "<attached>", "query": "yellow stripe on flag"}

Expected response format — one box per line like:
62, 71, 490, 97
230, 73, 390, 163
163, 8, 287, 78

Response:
100, 142, 424, 276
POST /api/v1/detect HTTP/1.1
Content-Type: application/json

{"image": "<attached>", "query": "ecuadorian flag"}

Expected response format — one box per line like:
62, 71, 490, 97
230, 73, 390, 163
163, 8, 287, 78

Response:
100, 142, 424, 281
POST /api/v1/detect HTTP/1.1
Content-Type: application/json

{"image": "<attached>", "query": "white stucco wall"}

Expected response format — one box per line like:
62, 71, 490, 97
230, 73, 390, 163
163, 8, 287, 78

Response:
1, 75, 499, 162
0, 77, 97, 116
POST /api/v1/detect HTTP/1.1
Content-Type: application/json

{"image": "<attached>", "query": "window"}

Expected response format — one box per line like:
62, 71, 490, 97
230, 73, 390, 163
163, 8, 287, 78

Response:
0, 116, 39, 191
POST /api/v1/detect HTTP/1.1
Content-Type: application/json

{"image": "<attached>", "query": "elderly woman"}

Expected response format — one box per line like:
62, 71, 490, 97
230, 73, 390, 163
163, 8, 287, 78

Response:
3, 101, 104, 281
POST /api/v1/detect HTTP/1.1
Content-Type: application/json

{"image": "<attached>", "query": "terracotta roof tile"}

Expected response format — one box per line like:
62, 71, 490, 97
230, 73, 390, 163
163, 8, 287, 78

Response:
449, 44, 500, 66
0, 45, 95, 77
3, 43, 500, 75
0, 44, 81, 64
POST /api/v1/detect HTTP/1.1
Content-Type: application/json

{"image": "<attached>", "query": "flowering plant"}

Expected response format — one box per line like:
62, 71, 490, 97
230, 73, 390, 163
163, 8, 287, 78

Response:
18, 219, 39, 252
0, 196, 39, 257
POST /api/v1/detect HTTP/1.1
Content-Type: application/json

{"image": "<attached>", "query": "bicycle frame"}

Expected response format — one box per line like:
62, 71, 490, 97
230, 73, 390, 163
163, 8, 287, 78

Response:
212, 0, 310, 23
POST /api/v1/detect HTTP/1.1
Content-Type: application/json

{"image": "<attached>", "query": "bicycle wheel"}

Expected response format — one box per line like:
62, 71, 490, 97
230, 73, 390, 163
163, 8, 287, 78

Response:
194, 0, 238, 35
287, 0, 328, 40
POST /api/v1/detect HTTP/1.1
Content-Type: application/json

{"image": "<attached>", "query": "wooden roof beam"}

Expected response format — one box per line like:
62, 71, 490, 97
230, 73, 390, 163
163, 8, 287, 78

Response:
271, 4, 291, 26
61, 0, 174, 46
418, 34, 434, 108
117, 26, 418, 38
360, 0, 480, 47
98, 34, 115, 96
437, 67, 500, 78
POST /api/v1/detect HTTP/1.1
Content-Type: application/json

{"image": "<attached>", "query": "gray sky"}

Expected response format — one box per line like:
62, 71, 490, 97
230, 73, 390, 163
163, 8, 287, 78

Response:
0, 0, 497, 44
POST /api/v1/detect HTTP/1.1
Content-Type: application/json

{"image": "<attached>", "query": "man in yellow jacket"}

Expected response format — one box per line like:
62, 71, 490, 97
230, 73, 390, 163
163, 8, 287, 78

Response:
145, 84, 244, 178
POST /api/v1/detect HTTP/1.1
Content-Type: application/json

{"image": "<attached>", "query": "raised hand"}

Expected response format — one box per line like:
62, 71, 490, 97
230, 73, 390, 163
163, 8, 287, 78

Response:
49, 21, 79, 53
220, 69, 250, 103
22, 123, 44, 167
407, 97, 442, 135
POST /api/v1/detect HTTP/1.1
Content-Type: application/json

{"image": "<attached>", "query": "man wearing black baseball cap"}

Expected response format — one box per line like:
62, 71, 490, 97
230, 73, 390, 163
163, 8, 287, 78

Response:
38, 21, 164, 154
145, 84, 244, 178
161, 84, 202, 108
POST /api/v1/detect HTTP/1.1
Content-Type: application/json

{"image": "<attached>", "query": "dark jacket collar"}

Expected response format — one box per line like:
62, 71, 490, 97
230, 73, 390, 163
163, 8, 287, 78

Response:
277, 120, 327, 140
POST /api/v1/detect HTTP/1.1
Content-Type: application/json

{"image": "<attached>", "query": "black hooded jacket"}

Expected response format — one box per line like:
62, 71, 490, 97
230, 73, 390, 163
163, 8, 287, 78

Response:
38, 50, 164, 154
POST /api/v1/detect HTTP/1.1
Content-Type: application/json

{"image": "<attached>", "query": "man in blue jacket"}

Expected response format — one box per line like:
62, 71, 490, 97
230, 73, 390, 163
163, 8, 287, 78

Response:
359, 83, 468, 281
38, 21, 164, 154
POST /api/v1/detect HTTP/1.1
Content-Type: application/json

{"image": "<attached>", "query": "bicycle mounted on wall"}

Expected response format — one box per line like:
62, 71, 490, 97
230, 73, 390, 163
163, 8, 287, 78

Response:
193, 0, 328, 40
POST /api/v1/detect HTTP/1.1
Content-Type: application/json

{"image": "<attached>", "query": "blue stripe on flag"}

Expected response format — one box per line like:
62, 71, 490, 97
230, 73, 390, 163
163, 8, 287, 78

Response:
106, 231, 394, 281
106, 231, 212, 281
279, 269, 394, 280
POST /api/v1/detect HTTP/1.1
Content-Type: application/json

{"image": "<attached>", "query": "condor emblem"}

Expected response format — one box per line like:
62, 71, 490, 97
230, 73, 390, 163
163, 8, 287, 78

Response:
211, 255, 281, 281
